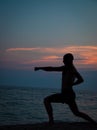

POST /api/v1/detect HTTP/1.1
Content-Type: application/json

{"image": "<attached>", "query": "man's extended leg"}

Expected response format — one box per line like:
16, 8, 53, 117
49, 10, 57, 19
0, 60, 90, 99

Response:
68, 101, 96, 124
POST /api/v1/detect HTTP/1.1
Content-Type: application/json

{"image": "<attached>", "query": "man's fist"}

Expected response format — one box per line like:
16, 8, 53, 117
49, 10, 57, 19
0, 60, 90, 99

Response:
34, 67, 39, 71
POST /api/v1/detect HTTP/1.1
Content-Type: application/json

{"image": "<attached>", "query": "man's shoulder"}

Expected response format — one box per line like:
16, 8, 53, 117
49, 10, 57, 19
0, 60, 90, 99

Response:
72, 65, 78, 72
72, 66, 80, 75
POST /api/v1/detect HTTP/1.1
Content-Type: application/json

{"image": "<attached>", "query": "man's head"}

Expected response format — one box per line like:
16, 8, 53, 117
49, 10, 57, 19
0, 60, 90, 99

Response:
63, 53, 74, 65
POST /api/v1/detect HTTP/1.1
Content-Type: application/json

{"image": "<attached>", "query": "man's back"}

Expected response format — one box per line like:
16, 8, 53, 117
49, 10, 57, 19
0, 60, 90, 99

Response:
61, 65, 76, 93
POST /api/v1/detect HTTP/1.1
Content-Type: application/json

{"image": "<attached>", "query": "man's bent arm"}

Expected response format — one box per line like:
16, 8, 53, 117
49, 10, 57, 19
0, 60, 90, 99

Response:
73, 71, 84, 86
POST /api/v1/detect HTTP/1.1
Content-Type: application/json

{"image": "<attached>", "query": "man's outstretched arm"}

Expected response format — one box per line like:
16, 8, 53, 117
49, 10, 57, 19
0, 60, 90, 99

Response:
34, 66, 63, 72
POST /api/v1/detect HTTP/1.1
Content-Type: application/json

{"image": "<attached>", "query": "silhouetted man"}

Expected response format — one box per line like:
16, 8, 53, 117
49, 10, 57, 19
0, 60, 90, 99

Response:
35, 53, 96, 124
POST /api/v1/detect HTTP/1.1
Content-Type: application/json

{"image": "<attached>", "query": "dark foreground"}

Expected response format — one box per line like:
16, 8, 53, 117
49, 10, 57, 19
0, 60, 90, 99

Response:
0, 122, 97, 130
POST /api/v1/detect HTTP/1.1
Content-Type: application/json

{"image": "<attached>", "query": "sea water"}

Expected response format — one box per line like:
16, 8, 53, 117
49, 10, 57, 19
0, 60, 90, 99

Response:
0, 87, 97, 125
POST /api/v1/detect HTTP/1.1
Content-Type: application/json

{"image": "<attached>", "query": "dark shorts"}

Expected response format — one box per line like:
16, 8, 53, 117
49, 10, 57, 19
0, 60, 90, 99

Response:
45, 90, 76, 104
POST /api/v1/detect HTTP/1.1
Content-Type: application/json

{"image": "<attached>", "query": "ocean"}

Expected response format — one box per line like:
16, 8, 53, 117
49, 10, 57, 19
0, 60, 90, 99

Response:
0, 87, 97, 125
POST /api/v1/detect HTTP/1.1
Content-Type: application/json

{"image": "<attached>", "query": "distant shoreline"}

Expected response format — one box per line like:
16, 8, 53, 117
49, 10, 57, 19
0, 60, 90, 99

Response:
0, 86, 96, 93
0, 122, 97, 130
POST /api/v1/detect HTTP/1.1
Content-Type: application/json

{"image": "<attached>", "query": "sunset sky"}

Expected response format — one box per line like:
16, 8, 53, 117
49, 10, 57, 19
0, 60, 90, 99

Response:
0, 0, 97, 89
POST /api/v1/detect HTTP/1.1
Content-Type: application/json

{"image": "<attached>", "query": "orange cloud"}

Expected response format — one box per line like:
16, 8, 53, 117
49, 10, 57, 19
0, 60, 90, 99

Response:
6, 45, 97, 53
6, 47, 41, 52
42, 56, 61, 60
3, 45, 97, 69
5, 46, 78, 54
22, 56, 61, 65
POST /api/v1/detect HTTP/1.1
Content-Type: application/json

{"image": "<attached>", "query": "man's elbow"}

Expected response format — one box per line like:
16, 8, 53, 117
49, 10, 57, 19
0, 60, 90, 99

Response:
80, 78, 84, 83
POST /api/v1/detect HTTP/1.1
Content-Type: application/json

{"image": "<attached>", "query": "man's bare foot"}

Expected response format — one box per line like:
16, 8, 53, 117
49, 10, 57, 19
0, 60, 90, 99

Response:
49, 120, 54, 125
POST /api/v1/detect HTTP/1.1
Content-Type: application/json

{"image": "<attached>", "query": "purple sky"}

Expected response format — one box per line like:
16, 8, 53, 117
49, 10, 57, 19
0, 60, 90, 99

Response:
0, 0, 97, 89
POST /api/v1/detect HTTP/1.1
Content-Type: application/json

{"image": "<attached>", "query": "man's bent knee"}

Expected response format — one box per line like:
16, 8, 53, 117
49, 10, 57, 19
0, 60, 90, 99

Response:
44, 97, 50, 105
